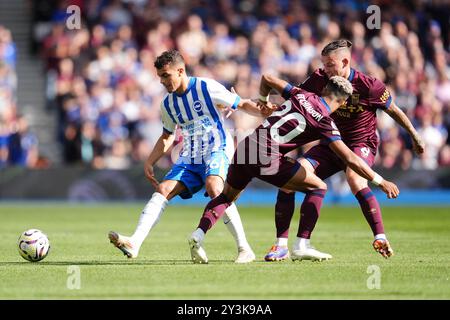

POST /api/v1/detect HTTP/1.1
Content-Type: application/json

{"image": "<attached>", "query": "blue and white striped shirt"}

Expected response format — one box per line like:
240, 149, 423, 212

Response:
160, 77, 240, 159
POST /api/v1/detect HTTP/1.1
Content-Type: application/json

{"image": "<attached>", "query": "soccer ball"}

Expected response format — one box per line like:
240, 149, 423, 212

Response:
17, 229, 50, 262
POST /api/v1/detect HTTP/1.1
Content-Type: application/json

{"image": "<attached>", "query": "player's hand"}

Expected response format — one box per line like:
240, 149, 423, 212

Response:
379, 180, 399, 199
260, 101, 277, 117
225, 87, 239, 118
412, 136, 425, 155
144, 162, 159, 188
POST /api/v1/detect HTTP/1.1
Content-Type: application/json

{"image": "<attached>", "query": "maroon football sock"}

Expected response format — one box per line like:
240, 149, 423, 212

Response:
275, 190, 296, 238
297, 189, 326, 239
198, 193, 231, 233
355, 187, 385, 236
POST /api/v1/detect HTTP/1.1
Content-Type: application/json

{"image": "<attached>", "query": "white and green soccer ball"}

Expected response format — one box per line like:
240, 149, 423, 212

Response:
18, 229, 50, 262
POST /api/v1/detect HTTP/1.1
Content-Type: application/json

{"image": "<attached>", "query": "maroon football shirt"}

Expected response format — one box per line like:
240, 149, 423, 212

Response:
250, 86, 342, 159
295, 68, 392, 149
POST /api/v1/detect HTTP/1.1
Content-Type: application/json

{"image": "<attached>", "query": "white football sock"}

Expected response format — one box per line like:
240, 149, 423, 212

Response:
223, 203, 251, 250
375, 233, 386, 240
293, 237, 310, 251
191, 228, 205, 243
131, 192, 168, 248
276, 237, 288, 247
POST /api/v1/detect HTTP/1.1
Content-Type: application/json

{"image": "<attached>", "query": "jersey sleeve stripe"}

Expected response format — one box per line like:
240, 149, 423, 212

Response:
282, 83, 294, 100
348, 68, 355, 81
385, 95, 393, 109
319, 97, 332, 113
231, 96, 241, 110
326, 136, 342, 143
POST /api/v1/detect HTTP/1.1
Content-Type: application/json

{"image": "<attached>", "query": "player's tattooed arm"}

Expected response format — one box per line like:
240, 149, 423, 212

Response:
259, 74, 290, 98
228, 87, 275, 118
236, 98, 275, 117
384, 103, 425, 155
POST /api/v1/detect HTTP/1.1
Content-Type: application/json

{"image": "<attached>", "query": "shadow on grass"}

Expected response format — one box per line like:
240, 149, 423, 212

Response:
0, 259, 246, 266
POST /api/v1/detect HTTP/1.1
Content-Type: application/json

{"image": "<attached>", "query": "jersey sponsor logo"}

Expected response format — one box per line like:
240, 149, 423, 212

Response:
337, 103, 364, 117
193, 100, 204, 113
379, 89, 391, 103
296, 94, 324, 122
351, 94, 360, 106
335, 110, 351, 118
181, 115, 213, 136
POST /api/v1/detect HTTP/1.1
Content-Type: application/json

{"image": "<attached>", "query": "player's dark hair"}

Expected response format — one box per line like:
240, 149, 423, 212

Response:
324, 76, 353, 100
321, 39, 352, 56
154, 50, 185, 69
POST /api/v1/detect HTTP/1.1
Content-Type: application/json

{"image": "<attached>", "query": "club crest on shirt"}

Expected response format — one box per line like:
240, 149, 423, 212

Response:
193, 100, 204, 113
360, 147, 370, 158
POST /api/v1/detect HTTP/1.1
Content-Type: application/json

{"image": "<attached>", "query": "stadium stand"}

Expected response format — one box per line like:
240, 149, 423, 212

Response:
0, 0, 449, 172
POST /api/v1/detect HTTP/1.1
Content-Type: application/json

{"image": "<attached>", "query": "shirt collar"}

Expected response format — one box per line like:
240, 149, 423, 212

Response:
175, 77, 195, 97
348, 68, 355, 82
320, 97, 332, 113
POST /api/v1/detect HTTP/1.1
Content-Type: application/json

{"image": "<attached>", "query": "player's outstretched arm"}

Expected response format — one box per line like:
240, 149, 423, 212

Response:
384, 103, 425, 155
329, 140, 400, 199
259, 73, 291, 97
228, 87, 276, 118
237, 98, 277, 117
144, 131, 175, 187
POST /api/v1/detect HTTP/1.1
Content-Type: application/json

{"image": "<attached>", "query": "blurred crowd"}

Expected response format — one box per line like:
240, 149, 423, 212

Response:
0, 25, 40, 168
1, 0, 449, 170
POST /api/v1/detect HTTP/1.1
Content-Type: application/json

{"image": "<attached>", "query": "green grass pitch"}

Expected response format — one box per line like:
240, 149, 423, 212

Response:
0, 204, 449, 299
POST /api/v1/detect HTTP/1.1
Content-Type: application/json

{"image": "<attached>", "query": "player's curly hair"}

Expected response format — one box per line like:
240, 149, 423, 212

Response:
325, 76, 353, 100
321, 39, 352, 56
154, 50, 185, 69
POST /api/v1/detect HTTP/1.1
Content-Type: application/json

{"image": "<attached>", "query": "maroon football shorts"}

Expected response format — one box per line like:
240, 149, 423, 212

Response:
227, 155, 301, 191
303, 143, 376, 180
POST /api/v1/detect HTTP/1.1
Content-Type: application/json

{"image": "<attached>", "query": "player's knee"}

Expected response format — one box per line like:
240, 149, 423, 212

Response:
156, 183, 172, 198
315, 181, 328, 191
347, 176, 368, 193
206, 185, 222, 198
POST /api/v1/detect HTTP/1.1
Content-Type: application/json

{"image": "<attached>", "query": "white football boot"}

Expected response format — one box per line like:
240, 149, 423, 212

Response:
188, 235, 208, 264
291, 243, 332, 262
108, 231, 139, 258
234, 247, 256, 264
